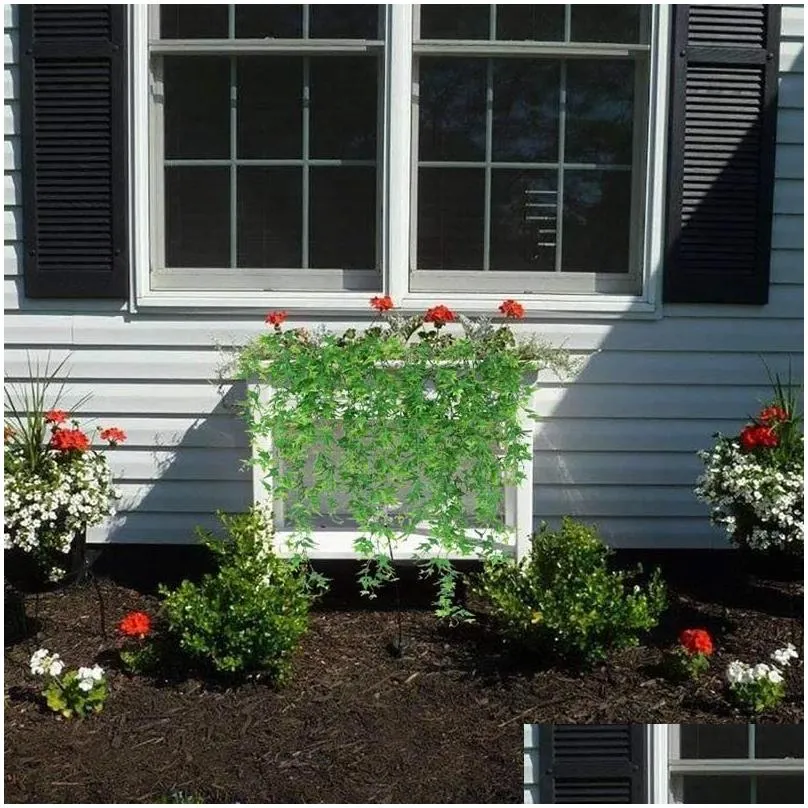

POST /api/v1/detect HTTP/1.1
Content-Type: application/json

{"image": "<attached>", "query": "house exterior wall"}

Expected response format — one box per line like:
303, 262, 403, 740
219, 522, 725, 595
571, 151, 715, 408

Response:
4, 5, 804, 548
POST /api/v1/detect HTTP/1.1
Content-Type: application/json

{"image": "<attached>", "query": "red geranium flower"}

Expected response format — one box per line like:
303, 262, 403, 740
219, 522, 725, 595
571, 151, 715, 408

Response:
679, 628, 714, 656
740, 424, 779, 451
265, 311, 288, 328
370, 295, 394, 312
44, 409, 69, 424
759, 405, 789, 425
49, 428, 91, 452
100, 427, 127, 445
424, 305, 456, 327
118, 611, 152, 639
498, 299, 525, 319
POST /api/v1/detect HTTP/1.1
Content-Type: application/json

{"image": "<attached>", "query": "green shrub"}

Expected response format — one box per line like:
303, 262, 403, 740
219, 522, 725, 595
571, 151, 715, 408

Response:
159, 509, 315, 682
472, 517, 666, 664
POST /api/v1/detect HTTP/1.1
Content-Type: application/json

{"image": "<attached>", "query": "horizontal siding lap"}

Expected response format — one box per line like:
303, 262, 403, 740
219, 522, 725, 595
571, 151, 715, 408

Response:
3, 29, 16, 64
106, 449, 249, 481
533, 452, 703, 487
777, 109, 804, 144
775, 144, 803, 179
3, 100, 17, 135
772, 214, 803, 249
769, 249, 803, 284
779, 40, 803, 73
4, 243, 22, 277
4, 137, 19, 171
4, 3, 17, 29
781, 5, 804, 39
4, 171, 19, 207
774, 179, 803, 214
4, 206, 20, 241
778, 73, 803, 108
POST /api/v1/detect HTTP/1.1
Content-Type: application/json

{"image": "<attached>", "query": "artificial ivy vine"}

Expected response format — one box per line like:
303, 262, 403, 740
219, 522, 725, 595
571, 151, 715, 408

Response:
237, 299, 574, 619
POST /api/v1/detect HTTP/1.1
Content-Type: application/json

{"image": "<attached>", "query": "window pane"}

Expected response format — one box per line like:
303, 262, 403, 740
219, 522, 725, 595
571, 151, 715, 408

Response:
310, 57, 377, 160
492, 60, 559, 162
164, 56, 230, 160
680, 725, 750, 759
235, 5, 302, 38
755, 725, 805, 759
418, 169, 485, 269
571, 5, 641, 43
310, 4, 379, 38
310, 168, 376, 269
491, 170, 557, 271
160, 5, 228, 38
237, 167, 301, 268
562, 171, 631, 272
682, 775, 751, 804
496, 5, 564, 41
566, 60, 635, 165
756, 775, 805, 804
419, 59, 486, 162
166, 167, 229, 267
237, 57, 302, 159
420, 5, 490, 39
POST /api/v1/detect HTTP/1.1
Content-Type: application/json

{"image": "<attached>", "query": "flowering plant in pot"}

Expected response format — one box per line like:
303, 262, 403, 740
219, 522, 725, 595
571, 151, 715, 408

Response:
695, 370, 803, 567
4, 358, 125, 587
237, 298, 574, 619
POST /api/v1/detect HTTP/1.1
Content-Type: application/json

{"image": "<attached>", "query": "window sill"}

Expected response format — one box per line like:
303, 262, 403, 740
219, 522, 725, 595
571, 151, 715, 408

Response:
133, 289, 661, 320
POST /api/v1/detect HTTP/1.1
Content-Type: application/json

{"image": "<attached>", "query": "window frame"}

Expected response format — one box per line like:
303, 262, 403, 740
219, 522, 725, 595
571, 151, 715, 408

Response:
129, 4, 671, 317
649, 725, 805, 804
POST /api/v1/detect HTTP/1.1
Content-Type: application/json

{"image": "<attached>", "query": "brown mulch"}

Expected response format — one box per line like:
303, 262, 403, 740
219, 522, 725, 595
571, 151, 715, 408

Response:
3, 552, 804, 805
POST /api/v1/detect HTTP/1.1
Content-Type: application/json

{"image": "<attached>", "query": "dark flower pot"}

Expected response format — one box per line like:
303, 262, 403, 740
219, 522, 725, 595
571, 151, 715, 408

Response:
4, 528, 88, 593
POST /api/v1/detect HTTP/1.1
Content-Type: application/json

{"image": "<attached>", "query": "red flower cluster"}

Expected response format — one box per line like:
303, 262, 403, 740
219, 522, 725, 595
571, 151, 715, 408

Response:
45, 409, 69, 424
118, 611, 152, 639
759, 405, 789, 425
424, 305, 456, 327
49, 428, 91, 452
739, 424, 779, 451
498, 299, 525, 319
100, 427, 127, 445
679, 628, 714, 656
370, 295, 394, 312
265, 311, 288, 327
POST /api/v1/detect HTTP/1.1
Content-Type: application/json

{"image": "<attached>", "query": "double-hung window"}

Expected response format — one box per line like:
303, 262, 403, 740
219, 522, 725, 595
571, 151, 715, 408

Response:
142, 5, 663, 305
666, 724, 804, 804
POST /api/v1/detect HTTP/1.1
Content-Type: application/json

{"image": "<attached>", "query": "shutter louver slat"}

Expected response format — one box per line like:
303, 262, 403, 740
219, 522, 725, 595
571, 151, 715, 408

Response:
21, 5, 128, 299
663, 4, 780, 304
538, 725, 646, 804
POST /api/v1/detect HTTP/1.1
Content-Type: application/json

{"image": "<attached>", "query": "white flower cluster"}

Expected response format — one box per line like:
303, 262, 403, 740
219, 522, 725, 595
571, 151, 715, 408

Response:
4, 450, 119, 579
696, 437, 804, 551
726, 644, 799, 687
76, 664, 105, 692
30, 648, 64, 677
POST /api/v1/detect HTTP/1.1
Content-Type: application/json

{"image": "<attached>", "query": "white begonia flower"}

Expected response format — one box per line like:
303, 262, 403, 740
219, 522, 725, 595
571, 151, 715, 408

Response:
30, 648, 51, 676
726, 660, 748, 685
771, 643, 799, 667
752, 663, 771, 680
77, 678, 94, 692
767, 667, 784, 684
89, 664, 104, 680
48, 656, 64, 677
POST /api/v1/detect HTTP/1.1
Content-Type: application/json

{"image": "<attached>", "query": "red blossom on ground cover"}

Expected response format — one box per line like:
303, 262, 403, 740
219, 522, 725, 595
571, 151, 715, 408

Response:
424, 305, 456, 326
679, 628, 714, 656
118, 611, 152, 639
759, 405, 789, 425
498, 299, 525, 319
49, 428, 91, 452
99, 427, 127, 445
739, 424, 779, 451
265, 311, 288, 327
44, 410, 69, 424
370, 295, 394, 312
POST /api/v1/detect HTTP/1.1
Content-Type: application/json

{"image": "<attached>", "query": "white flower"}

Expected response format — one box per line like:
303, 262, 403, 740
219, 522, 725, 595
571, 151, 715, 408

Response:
89, 664, 104, 681
767, 667, 784, 684
30, 648, 50, 676
77, 677, 95, 692
726, 660, 749, 685
771, 643, 799, 667
752, 663, 771, 680
48, 656, 64, 677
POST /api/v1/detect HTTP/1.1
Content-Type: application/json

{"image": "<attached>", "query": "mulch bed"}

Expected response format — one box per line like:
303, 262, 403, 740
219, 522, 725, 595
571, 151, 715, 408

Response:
4, 551, 804, 804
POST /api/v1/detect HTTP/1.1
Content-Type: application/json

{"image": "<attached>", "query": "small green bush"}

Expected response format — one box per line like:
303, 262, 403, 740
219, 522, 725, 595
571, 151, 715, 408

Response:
159, 508, 315, 682
472, 517, 666, 664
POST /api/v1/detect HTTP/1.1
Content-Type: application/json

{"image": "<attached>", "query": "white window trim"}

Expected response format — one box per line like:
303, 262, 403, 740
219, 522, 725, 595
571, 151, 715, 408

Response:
128, 4, 670, 319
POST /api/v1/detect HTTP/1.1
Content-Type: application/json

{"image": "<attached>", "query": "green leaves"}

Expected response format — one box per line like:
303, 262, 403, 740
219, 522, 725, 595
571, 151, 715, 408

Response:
237, 317, 572, 617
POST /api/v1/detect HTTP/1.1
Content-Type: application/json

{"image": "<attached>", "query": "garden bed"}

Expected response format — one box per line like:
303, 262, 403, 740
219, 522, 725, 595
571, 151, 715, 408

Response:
4, 551, 803, 804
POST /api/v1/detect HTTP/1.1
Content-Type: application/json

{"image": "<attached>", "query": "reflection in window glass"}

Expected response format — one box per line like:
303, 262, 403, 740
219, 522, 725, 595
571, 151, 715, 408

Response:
682, 775, 751, 804
756, 775, 805, 804
235, 5, 302, 38
160, 4, 228, 38
680, 725, 750, 760
571, 5, 641, 43
755, 725, 804, 760
418, 169, 485, 269
496, 5, 564, 42
420, 4, 490, 39
309, 4, 379, 39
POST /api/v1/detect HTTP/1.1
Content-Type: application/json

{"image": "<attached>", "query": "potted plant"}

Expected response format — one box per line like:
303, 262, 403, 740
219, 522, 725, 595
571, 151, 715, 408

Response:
238, 298, 574, 619
4, 357, 125, 589
695, 369, 803, 577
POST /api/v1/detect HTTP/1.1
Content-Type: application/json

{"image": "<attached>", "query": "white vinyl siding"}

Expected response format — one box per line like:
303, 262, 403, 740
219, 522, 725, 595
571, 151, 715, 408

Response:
4, 5, 803, 549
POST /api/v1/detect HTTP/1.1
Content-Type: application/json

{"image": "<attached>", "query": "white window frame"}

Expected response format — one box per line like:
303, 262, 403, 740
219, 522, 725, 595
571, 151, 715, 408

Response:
649, 725, 805, 805
129, 4, 671, 318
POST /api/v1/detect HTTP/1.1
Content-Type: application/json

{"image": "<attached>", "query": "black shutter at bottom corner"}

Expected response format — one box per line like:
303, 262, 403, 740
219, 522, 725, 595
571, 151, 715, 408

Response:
538, 724, 647, 804
20, 4, 129, 300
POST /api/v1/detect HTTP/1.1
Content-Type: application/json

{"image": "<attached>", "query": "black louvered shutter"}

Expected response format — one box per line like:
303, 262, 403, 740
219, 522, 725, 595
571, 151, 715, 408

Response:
20, 5, 128, 299
664, 4, 780, 304
538, 725, 646, 804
